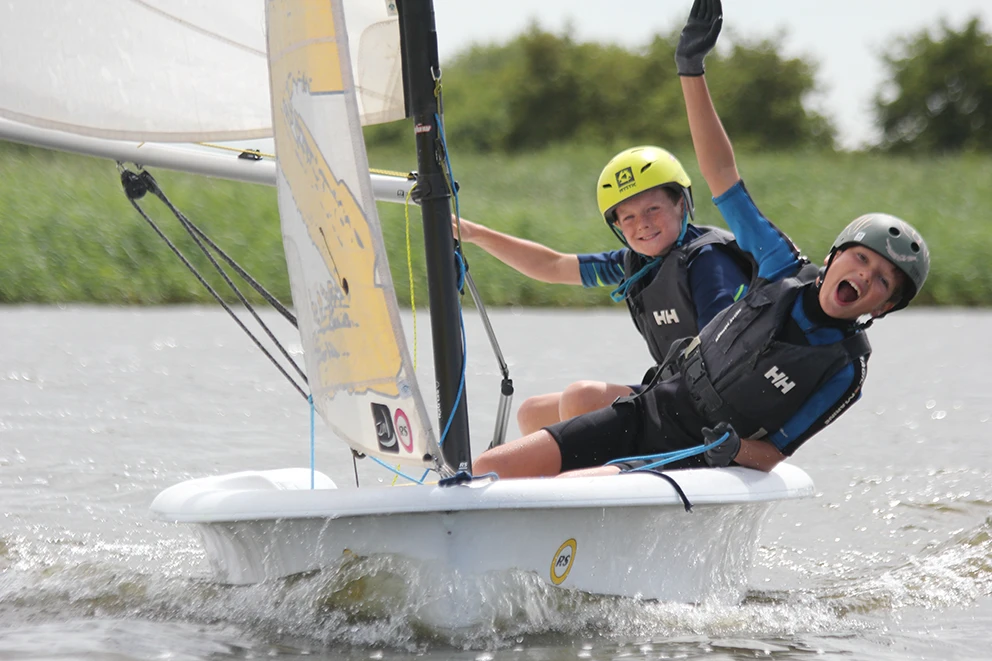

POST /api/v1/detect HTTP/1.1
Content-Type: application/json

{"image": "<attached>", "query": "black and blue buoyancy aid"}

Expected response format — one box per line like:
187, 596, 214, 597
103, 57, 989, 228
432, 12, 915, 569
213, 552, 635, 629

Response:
622, 227, 752, 364
677, 262, 871, 438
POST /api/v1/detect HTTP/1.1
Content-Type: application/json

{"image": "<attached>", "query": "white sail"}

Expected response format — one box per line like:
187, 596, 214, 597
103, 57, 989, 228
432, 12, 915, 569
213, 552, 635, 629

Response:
0, 0, 403, 142
265, 0, 439, 468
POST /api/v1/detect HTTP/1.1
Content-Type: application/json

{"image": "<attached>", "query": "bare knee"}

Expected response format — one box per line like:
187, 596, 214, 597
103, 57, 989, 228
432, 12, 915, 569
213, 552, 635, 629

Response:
516, 392, 562, 436
560, 380, 622, 420
473, 450, 498, 477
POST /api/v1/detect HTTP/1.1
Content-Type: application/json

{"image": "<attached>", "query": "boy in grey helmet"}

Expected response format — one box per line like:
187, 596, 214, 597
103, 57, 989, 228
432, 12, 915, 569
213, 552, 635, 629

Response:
472, 0, 930, 478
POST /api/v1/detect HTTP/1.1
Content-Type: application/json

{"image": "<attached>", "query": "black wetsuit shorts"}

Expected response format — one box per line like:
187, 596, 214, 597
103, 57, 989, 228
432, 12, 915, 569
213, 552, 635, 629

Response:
544, 378, 710, 472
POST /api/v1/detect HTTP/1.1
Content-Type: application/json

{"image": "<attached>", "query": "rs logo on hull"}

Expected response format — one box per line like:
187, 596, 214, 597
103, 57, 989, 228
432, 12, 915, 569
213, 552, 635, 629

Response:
550, 538, 577, 585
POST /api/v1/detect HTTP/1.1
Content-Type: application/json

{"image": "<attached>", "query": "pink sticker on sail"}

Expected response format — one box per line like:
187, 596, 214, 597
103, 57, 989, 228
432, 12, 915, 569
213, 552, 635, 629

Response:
394, 408, 413, 452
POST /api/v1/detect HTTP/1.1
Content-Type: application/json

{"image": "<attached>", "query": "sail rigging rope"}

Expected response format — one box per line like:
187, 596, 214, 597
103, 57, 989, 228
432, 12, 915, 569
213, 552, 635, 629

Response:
117, 165, 310, 402
371, 455, 429, 485
405, 185, 419, 370
309, 395, 315, 489
433, 110, 468, 449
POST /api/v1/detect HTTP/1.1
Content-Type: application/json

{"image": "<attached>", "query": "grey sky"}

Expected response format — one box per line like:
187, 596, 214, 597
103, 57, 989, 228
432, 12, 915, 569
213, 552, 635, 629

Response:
432, 1, 992, 149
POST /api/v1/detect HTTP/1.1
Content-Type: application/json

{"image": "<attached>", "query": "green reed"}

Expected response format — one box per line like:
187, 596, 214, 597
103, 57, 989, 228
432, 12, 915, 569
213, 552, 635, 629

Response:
1, 141, 988, 307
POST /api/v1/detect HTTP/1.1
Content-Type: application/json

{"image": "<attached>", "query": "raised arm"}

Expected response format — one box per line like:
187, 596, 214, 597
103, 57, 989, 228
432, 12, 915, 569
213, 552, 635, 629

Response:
454, 216, 581, 285
675, 0, 740, 198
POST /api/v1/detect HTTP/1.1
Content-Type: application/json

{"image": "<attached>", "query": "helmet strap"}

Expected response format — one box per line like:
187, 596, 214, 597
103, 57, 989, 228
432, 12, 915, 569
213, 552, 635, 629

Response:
608, 222, 631, 249
674, 203, 690, 247
819, 250, 839, 287
683, 188, 695, 221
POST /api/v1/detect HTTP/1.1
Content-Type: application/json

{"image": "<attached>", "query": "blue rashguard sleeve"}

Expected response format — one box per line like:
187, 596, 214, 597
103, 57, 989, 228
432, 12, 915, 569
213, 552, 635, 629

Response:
769, 364, 860, 453
577, 249, 627, 288
767, 304, 869, 453
687, 245, 750, 329
713, 181, 803, 283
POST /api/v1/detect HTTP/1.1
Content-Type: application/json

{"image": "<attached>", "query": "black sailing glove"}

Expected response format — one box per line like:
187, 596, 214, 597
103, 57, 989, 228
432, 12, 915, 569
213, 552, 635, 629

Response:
675, 0, 723, 76
701, 421, 741, 467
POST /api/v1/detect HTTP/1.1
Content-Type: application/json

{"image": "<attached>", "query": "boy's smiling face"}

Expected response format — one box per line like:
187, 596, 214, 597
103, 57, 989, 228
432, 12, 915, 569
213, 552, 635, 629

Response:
818, 246, 904, 320
612, 187, 684, 257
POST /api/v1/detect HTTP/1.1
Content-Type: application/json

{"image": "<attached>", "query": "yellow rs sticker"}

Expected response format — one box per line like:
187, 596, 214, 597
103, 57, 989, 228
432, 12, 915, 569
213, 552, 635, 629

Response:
550, 539, 577, 585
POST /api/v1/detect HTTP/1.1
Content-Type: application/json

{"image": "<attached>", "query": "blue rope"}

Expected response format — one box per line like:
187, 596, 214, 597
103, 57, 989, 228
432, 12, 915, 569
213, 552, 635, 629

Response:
414, 111, 468, 482
606, 431, 730, 472
439, 470, 498, 486
308, 394, 315, 489
436, 112, 461, 228
418, 297, 468, 482
438, 308, 467, 448
454, 250, 466, 292
369, 455, 428, 484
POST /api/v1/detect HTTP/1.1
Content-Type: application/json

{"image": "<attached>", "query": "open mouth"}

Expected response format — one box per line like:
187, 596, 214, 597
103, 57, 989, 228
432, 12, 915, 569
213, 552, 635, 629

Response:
637, 231, 660, 243
836, 279, 861, 304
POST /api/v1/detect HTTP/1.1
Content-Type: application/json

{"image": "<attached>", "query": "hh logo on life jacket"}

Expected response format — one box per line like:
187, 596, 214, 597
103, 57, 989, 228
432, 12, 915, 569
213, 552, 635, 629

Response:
764, 366, 796, 394
653, 309, 680, 325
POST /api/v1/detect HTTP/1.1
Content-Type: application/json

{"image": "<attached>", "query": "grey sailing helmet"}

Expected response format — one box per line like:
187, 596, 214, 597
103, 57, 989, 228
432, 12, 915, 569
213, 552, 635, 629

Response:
830, 213, 930, 312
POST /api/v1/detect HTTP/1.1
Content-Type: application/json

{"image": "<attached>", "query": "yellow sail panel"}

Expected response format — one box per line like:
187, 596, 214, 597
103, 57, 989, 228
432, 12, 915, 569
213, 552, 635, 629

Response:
265, 0, 437, 467
267, 1, 344, 94
269, 2, 400, 397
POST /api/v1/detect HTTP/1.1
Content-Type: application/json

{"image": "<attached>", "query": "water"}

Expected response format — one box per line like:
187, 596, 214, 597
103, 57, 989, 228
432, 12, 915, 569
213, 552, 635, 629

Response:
2, 306, 991, 660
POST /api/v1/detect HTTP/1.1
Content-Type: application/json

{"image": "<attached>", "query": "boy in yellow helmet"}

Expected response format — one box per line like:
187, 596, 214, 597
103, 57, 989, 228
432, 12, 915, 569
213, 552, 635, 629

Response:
471, 0, 929, 478
455, 146, 752, 438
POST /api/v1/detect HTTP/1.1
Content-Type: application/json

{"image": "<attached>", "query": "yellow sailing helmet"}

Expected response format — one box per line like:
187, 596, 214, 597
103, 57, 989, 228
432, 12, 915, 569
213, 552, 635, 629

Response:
596, 146, 694, 226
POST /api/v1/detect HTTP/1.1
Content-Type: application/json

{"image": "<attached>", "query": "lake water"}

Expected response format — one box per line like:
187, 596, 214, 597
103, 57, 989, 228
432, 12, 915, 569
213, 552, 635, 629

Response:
1, 306, 991, 660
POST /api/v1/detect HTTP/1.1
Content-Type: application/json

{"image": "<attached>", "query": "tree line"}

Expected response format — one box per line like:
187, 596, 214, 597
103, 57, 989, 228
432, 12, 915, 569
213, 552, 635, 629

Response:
366, 17, 992, 154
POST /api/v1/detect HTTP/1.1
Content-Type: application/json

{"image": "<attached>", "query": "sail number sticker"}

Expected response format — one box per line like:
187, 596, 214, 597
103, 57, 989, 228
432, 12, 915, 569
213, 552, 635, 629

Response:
550, 539, 577, 585
370, 403, 414, 454
393, 408, 413, 452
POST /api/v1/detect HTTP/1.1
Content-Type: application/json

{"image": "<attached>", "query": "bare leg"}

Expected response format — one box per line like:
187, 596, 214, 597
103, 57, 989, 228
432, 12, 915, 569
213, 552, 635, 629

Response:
559, 381, 634, 421
516, 392, 563, 436
557, 465, 622, 478
473, 430, 562, 478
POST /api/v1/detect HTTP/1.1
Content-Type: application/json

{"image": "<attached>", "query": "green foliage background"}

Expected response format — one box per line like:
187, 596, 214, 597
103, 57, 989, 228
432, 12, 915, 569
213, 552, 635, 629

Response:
2, 141, 989, 308
367, 26, 834, 153
876, 18, 992, 152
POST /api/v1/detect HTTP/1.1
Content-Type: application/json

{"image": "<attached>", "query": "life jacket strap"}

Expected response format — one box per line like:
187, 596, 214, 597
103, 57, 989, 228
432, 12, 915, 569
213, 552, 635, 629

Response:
681, 341, 732, 423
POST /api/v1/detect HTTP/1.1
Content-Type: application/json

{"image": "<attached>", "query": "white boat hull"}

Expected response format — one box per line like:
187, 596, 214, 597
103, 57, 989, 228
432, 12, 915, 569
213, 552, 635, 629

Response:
151, 465, 814, 604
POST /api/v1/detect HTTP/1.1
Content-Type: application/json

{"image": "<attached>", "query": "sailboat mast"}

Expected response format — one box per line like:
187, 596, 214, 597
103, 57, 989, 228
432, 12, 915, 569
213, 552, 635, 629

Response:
397, 0, 472, 472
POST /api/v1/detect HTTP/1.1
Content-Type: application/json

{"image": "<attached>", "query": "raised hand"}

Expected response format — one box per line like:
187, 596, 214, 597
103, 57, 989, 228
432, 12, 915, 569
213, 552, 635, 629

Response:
675, 0, 723, 77
701, 420, 740, 467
